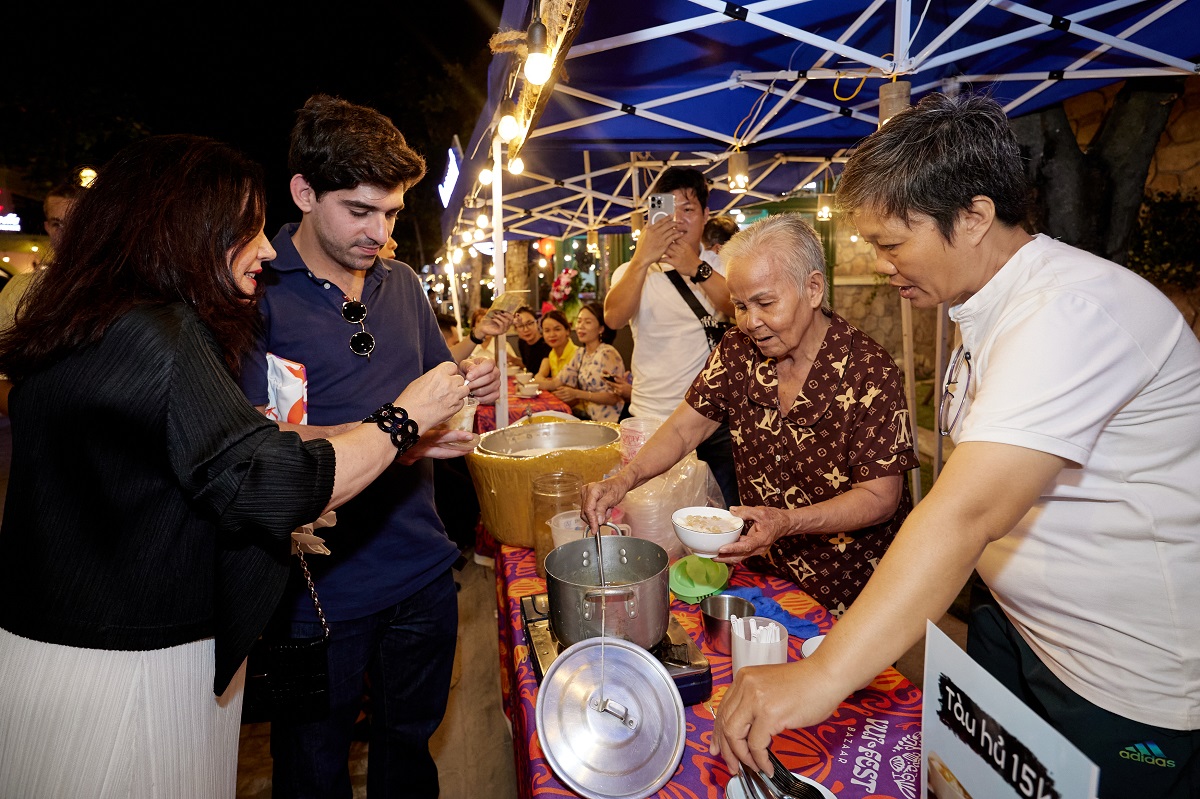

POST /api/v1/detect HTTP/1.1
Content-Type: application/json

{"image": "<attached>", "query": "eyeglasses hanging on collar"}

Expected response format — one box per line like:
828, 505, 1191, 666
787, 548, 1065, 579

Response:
938, 346, 971, 437
341, 297, 375, 358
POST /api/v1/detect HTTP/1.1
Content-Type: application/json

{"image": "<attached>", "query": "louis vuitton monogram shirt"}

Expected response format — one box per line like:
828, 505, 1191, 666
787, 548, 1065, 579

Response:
685, 312, 917, 613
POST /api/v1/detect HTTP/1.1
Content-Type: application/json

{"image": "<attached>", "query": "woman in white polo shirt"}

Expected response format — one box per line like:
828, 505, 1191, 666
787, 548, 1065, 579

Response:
712, 93, 1200, 799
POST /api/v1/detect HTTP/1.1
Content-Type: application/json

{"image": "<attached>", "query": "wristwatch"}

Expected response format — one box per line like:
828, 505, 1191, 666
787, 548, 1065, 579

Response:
690, 261, 713, 284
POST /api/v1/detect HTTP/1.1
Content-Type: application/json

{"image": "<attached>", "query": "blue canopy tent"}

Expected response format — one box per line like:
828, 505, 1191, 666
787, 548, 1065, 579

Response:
441, 0, 1199, 243
443, 0, 1198, 462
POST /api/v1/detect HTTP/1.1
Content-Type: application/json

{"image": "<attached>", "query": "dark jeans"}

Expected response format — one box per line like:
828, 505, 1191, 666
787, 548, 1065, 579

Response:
967, 582, 1199, 799
695, 422, 739, 507
270, 569, 458, 799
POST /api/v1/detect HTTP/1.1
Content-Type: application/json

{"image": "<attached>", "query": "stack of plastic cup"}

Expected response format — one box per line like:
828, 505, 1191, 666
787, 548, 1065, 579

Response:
619, 416, 661, 466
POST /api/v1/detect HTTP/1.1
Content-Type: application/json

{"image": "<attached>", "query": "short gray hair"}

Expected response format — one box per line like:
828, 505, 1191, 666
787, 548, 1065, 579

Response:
837, 92, 1028, 242
721, 213, 829, 311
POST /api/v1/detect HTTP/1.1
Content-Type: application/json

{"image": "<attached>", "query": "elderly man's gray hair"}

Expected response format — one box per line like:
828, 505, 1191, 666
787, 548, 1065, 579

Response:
720, 213, 830, 311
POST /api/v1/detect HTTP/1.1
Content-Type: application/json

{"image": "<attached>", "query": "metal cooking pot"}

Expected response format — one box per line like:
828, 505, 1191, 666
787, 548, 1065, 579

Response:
544, 525, 669, 650
475, 420, 618, 456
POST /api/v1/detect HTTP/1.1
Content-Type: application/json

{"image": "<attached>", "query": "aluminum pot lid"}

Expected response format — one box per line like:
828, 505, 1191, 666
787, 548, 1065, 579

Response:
536, 636, 686, 799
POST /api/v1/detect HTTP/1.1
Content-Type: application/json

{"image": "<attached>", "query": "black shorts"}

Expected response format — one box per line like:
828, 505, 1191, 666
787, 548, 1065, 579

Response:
966, 583, 1199, 799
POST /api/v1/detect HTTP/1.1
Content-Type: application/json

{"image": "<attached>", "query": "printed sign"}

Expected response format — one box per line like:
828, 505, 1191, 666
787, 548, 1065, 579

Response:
922, 621, 1098, 799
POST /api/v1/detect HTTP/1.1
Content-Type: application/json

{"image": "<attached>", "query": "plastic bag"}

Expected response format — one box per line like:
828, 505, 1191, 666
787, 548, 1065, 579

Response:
617, 452, 724, 562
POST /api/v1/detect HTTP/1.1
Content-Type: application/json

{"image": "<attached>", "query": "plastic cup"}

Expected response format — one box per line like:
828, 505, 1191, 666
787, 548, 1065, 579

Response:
730, 616, 788, 677
619, 416, 661, 466
443, 396, 479, 450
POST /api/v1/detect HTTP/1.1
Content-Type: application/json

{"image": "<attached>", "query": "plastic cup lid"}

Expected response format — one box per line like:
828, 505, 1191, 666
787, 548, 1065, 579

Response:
536, 637, 686, 799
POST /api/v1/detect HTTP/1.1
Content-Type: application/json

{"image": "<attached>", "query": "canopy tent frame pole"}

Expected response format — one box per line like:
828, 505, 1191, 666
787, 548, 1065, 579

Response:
491, 134, 509, 429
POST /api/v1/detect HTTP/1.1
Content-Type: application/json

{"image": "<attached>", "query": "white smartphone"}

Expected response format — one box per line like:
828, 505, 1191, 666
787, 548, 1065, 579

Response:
647, 193, 675, 224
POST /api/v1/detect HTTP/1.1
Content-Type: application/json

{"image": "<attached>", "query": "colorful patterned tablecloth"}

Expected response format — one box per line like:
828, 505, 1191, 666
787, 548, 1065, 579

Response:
496, 543, 924, 799
475, 378, 573, 432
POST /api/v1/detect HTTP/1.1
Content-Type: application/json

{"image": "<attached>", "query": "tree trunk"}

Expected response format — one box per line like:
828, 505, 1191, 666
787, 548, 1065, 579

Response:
1011, 77, 1185, 264
504, 240, 532, 300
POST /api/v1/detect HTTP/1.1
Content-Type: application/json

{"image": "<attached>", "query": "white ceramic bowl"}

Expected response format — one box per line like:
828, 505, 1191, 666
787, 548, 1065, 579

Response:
670, 506, 744, 558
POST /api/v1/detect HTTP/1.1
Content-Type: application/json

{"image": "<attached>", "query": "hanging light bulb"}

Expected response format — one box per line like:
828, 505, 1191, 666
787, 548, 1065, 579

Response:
508, 156, 524, 175
461, 230, 473, 244
78, 167, 98, 187
587, 229, 599, 254
497, 99, 520, 143
816, 193, 834, 222
476, 211, 489, 228
468, 246, 478, 258
538, 257, 547, 268
452, 247, 464, 264
479, 166, 494, 186
727, 151, 750, 194
444, 262, 454, 275
523, 19, 552, 86
473, 228, 485, 242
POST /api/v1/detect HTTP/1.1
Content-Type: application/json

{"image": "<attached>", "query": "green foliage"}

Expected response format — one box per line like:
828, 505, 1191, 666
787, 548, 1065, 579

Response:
1126, 192, 1200, 290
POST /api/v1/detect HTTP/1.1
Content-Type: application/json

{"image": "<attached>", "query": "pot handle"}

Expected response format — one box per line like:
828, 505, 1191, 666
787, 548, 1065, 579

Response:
582, 586, 639, 620
583, 521, 630, 538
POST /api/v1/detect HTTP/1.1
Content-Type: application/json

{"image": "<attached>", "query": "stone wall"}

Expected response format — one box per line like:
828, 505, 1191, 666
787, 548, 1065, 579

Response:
1065, 75, 1200, 196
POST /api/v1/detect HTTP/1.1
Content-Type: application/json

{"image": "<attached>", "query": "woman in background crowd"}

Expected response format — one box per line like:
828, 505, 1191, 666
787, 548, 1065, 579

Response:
512, 305, 551, 374
533, 309, 577, 386
547, 301, 626, 422
0, 135, 471, 799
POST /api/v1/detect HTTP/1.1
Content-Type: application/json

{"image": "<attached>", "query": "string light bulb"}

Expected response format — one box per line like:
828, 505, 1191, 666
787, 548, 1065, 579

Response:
479, 166, 494, 186
508, 157, 524, 175
727, 151, 750, 194
587, 229, 599, 254
524, 20, 552, 86
473, 228, 485, 242
78, 167, 97, 187
497, 100, 520, 143
816, 193, 834, 222
476, 210, 489, 228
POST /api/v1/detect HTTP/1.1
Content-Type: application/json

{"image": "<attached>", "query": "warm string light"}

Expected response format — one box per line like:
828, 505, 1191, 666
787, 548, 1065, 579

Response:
524, 19, 551, 86
727, 151, 749, 194
497, 99, 520, 143
816, 193, 834, 222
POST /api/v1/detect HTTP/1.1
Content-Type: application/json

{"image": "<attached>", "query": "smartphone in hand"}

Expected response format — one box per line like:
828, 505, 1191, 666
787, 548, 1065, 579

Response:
647, 193, 675, 224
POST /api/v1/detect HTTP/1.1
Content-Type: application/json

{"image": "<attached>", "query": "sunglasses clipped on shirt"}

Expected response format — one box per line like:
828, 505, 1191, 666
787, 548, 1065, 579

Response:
341, 298, 375, 357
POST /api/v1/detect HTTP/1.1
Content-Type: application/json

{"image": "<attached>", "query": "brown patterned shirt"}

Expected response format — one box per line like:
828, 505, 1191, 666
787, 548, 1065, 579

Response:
685, 312, 917, 615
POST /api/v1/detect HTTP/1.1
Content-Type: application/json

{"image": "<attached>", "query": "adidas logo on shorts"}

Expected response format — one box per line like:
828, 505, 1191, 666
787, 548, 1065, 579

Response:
1118, 742, 1175, 768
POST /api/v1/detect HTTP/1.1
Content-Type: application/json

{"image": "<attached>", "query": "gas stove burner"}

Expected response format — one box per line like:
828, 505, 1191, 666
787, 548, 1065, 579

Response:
520, 593, 712, 706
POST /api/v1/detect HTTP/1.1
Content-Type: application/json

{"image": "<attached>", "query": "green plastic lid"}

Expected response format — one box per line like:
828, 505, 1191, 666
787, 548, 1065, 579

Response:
668, 556, 730, 604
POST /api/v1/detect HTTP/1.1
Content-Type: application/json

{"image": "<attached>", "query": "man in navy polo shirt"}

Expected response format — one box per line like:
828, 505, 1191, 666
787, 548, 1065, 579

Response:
239, 94, 500, 799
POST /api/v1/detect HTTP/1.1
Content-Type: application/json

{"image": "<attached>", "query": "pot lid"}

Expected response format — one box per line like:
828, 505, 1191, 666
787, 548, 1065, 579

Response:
536, 636, 686, 799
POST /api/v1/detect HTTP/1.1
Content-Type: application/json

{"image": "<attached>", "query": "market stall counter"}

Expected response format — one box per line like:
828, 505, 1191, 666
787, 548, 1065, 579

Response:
495, 543, 924, 799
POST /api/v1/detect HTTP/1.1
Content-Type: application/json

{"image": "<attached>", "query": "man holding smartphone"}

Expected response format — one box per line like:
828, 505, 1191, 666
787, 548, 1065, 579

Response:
604, 166, 739, 505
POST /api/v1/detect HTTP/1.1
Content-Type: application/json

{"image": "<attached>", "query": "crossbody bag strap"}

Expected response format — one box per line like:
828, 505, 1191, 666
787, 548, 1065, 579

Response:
663, 267, 724, 351
295, 551, 330, 641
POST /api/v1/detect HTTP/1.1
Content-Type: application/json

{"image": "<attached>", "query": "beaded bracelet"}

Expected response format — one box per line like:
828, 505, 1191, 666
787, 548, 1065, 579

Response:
362, 402, 421, 453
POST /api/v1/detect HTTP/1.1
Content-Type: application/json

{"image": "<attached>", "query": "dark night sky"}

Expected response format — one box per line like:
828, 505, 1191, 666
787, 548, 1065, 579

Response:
2, 0, 507, 265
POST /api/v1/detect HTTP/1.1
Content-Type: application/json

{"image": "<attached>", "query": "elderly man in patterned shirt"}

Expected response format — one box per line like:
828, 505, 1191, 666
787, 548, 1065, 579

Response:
582, 213, 916, 613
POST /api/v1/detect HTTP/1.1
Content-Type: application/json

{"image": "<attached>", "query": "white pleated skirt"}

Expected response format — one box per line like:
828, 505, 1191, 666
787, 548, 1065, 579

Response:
0, 627, 246, 799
